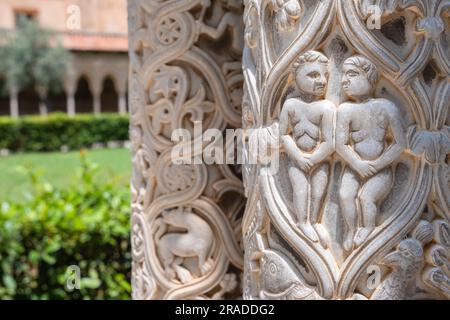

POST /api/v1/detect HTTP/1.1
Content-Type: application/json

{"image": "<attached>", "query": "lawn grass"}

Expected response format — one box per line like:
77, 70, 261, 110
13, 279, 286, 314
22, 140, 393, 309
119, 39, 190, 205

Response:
0, 148, 131, 202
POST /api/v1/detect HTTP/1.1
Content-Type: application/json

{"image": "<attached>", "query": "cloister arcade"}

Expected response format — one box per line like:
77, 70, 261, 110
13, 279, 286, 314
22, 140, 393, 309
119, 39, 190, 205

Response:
0, 52, 128, 117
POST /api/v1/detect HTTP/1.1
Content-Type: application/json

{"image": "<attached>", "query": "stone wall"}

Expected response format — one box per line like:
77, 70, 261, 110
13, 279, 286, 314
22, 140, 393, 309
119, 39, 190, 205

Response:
0, 0, 127, 34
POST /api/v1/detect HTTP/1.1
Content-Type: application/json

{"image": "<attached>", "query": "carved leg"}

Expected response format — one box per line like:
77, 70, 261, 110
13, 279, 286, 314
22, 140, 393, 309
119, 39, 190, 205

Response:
173, 264, 193, 284
354, 169, 393, 247
339, 168, 360, 252
157, 239, 176, 279
198, 249, 212, 275
311, 163, 330, 248
289, 164, 318, 242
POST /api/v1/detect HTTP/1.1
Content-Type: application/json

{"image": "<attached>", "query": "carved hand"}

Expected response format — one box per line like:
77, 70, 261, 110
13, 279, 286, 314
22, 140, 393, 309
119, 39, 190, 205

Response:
353, 161, 377, 179
294, 155, 313, 171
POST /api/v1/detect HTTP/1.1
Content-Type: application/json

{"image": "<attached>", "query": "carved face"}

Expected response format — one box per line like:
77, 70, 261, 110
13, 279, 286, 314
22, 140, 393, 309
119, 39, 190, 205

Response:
295, 61, 329, 97
341, 64, 372, 100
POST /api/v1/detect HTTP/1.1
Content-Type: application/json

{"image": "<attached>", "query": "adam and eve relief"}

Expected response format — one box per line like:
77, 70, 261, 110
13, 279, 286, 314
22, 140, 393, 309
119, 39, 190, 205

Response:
279, 51, 406, 253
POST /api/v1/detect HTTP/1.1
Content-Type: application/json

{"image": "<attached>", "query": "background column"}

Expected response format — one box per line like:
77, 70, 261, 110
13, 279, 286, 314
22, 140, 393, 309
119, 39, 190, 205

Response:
9, 86, 18, 118
128, 0, 246, 300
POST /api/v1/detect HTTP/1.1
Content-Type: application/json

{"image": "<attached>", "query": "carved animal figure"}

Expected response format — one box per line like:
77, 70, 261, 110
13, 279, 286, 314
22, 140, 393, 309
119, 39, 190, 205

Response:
157, 209, 214, 283
371, 239, 424, 300
258, 249, 322, 300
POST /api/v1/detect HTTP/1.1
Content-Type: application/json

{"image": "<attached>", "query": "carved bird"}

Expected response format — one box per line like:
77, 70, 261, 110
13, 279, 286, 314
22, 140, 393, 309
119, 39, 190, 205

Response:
372, 239, 424, 300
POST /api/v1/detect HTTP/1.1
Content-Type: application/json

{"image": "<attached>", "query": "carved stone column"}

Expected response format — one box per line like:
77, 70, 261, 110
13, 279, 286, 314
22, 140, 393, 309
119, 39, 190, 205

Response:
117, 79, 128, 115
66, 91, 76, 117
64, 70, 77, 117
242, 0, 450, 300
9, 86, 19, 118
93, 92, 101, 115
37, 87, 48, 117
118, 92, 127, 115
128, 0, 246, 299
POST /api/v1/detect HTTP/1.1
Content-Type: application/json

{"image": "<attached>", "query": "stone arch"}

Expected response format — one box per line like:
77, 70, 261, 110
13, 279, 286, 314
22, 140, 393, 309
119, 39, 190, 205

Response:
74, 75, 94, 113
0, 77, 9, 116
18, 85, 39, 115
46, 89, 67, 114
100, 75, 119, 113
115, 74, 128, 114
124, 79, 129, 114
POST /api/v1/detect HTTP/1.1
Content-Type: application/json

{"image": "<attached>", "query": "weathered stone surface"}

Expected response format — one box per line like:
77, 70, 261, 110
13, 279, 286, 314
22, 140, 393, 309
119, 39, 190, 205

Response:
242, 0, 450, 300
128, 0, 450, 300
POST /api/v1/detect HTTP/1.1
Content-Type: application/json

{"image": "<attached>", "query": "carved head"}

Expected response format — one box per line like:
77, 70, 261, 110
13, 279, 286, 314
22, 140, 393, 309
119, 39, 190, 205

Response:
292, 50, 329, 98
260, 249, 300, 293
342, 55, 379, 101
381, 239, 424, 275
162, 208, 185, 225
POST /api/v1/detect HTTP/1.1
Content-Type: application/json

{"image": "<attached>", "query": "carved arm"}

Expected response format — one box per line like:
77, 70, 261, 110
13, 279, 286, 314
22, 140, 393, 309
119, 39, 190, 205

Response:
370, 104, 406, 171
199, 12, 243, 52
336, 111, 365, 175
308, 108, 335, 165
279, 102, 312, 170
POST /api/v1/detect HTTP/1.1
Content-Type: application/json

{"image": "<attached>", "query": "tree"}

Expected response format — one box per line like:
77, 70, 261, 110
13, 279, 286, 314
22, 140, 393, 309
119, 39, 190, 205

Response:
0, 17, 71, 116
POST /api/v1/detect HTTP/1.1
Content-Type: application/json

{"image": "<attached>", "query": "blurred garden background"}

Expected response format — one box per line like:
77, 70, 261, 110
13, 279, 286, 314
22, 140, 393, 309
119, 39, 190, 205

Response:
0, 0, 131, 299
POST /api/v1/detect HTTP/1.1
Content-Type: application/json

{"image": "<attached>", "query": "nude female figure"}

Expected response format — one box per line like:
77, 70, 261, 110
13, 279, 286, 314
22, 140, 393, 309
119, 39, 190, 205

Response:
336, 56, 406, 251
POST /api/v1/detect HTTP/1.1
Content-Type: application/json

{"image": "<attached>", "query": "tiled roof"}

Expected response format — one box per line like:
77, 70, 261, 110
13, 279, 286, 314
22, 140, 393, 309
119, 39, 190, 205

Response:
62, 32, 128, 52
0, 29, 128, 52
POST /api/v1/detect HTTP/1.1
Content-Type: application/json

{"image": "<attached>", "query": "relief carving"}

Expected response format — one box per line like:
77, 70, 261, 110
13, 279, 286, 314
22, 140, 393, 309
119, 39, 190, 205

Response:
129, 0, 245, 300
156, 208, 214, 284
279, 51, 334, 245
272, 0, 303, 31
337, 55, 406, 251
128, 0, 449, 300
242, 0, 449, 300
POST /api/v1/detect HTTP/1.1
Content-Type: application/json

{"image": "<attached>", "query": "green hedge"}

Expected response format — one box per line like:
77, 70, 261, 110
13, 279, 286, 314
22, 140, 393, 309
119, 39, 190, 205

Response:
0, 113, 129, 152
0, 154, 131, 299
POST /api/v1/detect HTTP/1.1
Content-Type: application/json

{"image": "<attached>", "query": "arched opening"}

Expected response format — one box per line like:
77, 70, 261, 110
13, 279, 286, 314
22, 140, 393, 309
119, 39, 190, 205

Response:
46, 90, 67, 114
18, 85, 39, 115
0, 77, 9, 116
100, 76, 118, 113
124, 78, 129, 113
75, 76, 93, 113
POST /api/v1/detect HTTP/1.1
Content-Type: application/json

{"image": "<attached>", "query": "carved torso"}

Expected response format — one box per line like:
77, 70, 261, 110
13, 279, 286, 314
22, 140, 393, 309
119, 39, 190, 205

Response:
285, 98, 333, 153
340, 99, 394, 161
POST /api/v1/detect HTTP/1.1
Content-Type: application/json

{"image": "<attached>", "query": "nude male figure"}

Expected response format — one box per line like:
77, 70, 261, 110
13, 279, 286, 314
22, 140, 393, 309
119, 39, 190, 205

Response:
336, 56, 406, 252
279, 51, 335, 244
